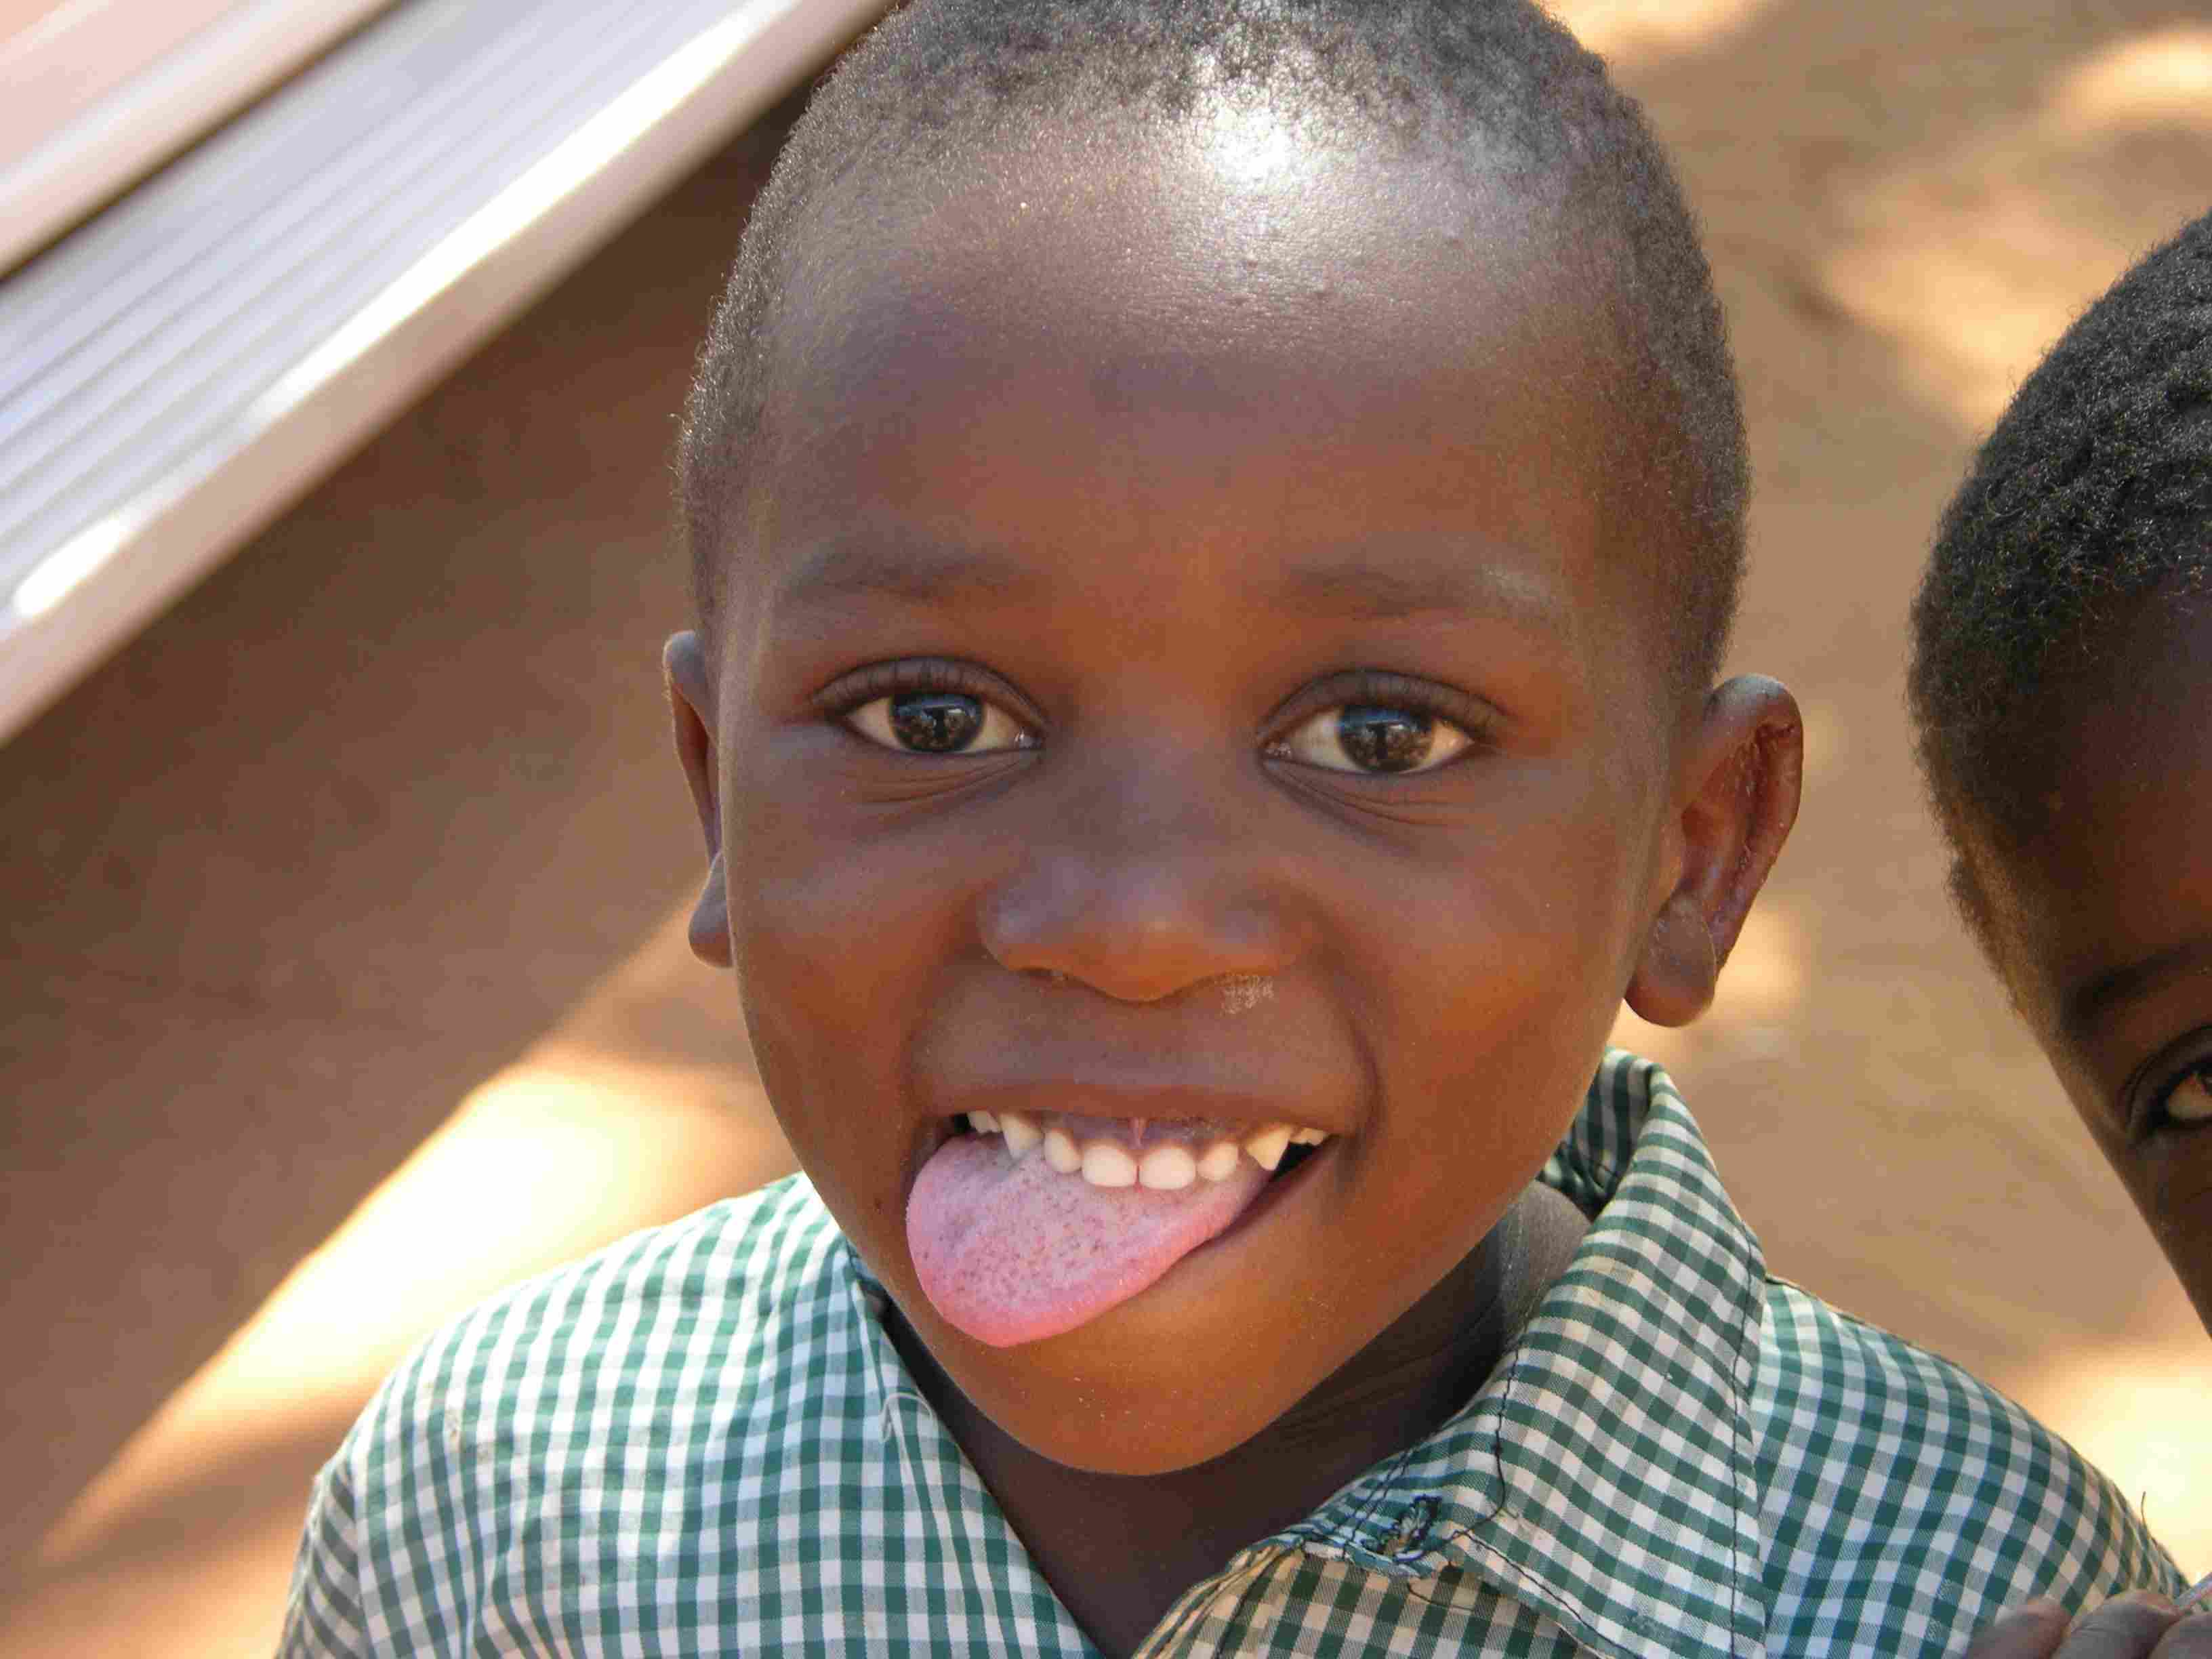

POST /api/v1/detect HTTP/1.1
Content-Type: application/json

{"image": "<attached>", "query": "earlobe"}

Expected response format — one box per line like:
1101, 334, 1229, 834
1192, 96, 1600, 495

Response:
1628, 896, 1720, 1027
688, 857, 734, 969
664, 632, 733, 968
1624, 675, 1803, 1028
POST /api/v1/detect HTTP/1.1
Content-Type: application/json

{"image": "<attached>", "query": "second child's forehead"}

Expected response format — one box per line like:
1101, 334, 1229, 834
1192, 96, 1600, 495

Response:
2009, 594, 2212, 1024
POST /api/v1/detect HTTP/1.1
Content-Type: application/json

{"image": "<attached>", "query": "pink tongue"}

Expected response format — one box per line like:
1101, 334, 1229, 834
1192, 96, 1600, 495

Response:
907, 1134, 1271, 1347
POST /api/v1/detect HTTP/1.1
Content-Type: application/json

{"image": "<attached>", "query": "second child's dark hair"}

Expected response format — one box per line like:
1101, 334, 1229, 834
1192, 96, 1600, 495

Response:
682, 0, 1748, 691
1909, 208, 2212, 949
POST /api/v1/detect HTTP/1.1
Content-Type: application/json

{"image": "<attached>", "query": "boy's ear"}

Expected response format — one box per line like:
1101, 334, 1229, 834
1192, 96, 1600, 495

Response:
1624, 675, 1803, 1027
664, 632, 733, 969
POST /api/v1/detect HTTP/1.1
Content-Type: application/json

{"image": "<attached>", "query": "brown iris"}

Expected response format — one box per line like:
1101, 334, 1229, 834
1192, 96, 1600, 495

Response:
889, 691, 984, 752
1337, 705, 1433, 773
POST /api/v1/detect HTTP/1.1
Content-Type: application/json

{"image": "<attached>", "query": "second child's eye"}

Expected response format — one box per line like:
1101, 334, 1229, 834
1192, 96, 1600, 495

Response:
2162, 1067, 2212, 1126
1271, 703, 1473, 775
846, 690, 1035, 756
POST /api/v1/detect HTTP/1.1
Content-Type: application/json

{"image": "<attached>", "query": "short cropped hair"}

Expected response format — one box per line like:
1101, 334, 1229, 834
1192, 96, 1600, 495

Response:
1908, 208, 2212, 945
681, 0, 1748, 691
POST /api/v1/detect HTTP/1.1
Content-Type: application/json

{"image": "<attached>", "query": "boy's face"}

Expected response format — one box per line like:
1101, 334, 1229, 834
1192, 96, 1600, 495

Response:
685, 123, 1718, 1474
1988, 588, 2212, 1329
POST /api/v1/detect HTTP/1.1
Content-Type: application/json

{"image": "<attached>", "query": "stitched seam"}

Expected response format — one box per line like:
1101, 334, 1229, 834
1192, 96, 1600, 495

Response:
1330, 1445, 1419, 1552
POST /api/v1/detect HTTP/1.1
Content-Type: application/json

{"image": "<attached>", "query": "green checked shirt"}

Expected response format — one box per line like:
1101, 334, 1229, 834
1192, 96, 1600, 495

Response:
281, 1052, 2179, 1656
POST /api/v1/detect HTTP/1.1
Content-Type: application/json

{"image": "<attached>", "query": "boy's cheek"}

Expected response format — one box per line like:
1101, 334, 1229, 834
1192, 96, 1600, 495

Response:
2051, 1052, 2212, 1327
726, 759, 983, 954
2138, 1139, 2212, 1317
1385, 792, 1645, 990
730, 855, 941, 1103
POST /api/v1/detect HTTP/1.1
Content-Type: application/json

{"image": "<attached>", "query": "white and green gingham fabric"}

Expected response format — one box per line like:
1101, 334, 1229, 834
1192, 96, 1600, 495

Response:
281, 1052, 2180, 1656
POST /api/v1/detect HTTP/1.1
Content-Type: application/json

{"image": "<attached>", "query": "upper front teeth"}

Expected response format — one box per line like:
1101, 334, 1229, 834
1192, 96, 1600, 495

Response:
1080, 1143, 1138, 1187
965, 1109, 1330, 1189
1043, 1125, 1082, 1174
1244, 1124, 1292, 1172
1138, 1145, 1195, 1190
1195, 1141, 1242, 1183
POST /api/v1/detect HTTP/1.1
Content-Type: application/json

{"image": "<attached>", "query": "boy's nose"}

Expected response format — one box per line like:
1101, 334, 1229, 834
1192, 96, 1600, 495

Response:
976, 764, 1303, 1005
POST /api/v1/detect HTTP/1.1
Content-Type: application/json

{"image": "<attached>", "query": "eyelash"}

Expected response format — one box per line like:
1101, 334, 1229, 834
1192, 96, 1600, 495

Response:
815, 658, 1038, 726
812, 659, 1502, 762
2146, 1057, 2212, 1136
1265, 669, 1502, 758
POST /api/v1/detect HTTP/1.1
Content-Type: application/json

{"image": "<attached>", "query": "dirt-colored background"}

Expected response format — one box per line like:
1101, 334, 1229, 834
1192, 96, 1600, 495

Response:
3, 3, 2209, 1652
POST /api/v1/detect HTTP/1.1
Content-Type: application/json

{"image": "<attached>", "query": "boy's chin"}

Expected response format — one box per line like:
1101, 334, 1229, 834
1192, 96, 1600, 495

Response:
976, 1361, 1292, 1478
906, 1299, 1329, 1477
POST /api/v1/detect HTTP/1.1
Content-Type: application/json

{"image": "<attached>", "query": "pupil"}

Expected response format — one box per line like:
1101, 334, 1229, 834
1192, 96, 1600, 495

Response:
1338, 705, 1433, 773
889, 691, 983, 752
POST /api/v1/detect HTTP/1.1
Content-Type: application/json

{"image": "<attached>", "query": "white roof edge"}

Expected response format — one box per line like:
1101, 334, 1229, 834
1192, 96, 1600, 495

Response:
0, 0, 880, 749
0, 0, 401, 277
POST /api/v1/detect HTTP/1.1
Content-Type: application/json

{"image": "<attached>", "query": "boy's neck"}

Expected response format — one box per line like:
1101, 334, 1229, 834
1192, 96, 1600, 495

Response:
885, 1181, 1589, 1658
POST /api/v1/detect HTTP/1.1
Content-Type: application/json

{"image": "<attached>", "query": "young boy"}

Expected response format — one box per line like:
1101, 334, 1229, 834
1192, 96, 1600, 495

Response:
1911, 209, 2212, 1656
281, 3, 2178, 1653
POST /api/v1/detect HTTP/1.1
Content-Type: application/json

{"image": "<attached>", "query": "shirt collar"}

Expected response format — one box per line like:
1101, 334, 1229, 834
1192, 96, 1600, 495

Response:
1288, 1050, 1771, 1658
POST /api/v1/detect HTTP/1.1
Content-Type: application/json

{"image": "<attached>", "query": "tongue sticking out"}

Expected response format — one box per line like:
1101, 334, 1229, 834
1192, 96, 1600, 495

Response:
907, 1134, 1271, 1347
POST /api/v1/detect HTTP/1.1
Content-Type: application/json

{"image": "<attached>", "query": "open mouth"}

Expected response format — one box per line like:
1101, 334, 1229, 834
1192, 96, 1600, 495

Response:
949, 1109, 1332, 1189
907, 1109, 1338, 1347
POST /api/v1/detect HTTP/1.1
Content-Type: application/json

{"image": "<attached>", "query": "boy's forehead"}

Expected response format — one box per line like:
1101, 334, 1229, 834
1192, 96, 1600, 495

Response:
771, 118, 1580, 428
766, 134, 1609, 477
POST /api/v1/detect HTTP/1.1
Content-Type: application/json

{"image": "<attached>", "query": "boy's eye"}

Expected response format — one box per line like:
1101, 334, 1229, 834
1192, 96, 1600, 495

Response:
1271, 703, 1473, 775
2165, 1067, 2212, 1125
846, 690, 1034, 755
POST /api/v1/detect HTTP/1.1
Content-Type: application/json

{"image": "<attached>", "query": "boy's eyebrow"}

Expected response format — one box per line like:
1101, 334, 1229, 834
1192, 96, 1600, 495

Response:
776, 540, 1049, 609
2062, 936, 2212, 1039
1269, 550, 1572, 633
779, 536, 1572, 634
